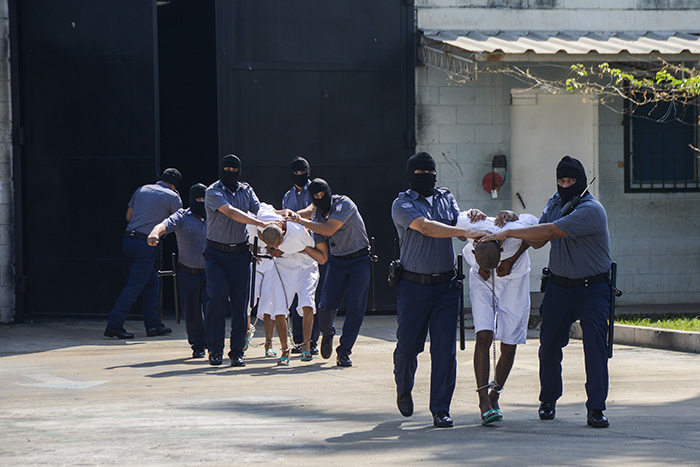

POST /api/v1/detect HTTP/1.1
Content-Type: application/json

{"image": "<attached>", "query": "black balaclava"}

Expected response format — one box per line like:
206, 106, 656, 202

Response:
220, 154, 241, 191
406, 152, 437, 197
556, 155, 587, 203
189, 183, 207, 219
159, 168, 182, 190
308, 178, 332, 215
290, 156, 310, 188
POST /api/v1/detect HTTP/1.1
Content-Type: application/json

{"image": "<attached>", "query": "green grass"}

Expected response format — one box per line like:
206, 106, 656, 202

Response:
615, 314, 700, 332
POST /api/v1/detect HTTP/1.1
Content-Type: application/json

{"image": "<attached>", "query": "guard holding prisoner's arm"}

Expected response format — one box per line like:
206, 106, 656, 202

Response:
290, 178, 371, 368
390, 152, 486, 428
480, 155, 612, 428
104, 168, 183, 339
204, 155, 273, 367
147, 183, 209, 359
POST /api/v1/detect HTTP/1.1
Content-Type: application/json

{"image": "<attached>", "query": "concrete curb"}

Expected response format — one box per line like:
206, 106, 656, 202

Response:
571, 322, 700, 353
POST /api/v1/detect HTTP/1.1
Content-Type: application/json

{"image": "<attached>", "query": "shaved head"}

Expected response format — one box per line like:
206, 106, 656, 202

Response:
474, 241, 501, 270
260, 224, 284, 248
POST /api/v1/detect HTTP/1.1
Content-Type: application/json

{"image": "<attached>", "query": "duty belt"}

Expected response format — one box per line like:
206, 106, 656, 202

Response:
549, 271, 608, 288
124, 230, 149, 240
178, 263, 206, 275
206, 240, 249, 253
402, 269, 455, 286
337, 247, 370, 260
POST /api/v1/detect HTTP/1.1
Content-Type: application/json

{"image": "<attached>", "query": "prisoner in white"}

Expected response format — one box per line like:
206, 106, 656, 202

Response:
248, 204, 319, 319
457, 212, 538, 345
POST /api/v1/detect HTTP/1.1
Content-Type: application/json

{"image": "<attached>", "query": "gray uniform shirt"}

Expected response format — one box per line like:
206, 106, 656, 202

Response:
205, 180, 260, 244
311, 194, 369, 257
126, 181, 182, 235
161, 208, 207, 269
540, 192, 611, 279
391, 187, 460, 274
282, 182, 311, 211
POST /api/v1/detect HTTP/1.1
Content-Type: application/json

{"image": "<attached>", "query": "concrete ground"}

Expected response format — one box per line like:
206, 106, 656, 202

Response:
1, 315, 700, 466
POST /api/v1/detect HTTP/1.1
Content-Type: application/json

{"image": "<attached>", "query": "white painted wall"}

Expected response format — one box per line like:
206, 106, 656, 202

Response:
0, 0, 12, 323
510, 90, 599, 292
417, 0, 700, 31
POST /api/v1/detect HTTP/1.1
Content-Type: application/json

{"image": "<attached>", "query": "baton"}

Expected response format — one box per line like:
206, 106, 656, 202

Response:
250, 237, 259, 309
607, 261, 622, 358
369, 236, 379, 312
172, 253, 180, 324
157, 252, 179, 323
249, 236, 273, 310
457, 254, 465, 351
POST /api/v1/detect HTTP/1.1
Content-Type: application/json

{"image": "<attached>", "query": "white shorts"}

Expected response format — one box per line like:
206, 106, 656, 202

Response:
254, 260, 288, 319
254, 261, 319, 319
275, 262, 319, 317
469, 268, 530, 345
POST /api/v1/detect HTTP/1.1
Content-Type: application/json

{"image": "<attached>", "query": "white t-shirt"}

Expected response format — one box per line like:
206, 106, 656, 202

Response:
247, 203, 316, 269
457, 212, 538, 278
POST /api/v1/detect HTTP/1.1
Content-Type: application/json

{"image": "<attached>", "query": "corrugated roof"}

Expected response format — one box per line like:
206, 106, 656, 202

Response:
423, 31, 700, 56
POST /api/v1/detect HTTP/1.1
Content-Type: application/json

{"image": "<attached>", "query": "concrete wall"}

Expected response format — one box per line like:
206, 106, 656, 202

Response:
417, 0, 700, 31
0, 0, 12, 323
416, 61, 700, 305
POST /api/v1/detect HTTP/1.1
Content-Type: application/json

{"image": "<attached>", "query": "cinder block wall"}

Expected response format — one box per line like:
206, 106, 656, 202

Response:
416, 63, 700, 305
0, 0, 13, 323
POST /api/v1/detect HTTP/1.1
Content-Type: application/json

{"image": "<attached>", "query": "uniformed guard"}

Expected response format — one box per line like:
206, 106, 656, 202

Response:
480, 155, 612, 428
281, 156, 320, 356
290, 178, 370, 367
203, 155, 273, 367
390, 152, 486, 428
147, 183, 209, 358
104, 168, 183, 339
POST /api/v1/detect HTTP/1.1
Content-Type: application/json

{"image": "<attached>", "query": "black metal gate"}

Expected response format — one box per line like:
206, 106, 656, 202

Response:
13, 0, 413, 319
12, 0, 161, 318
213, 0, 415, 312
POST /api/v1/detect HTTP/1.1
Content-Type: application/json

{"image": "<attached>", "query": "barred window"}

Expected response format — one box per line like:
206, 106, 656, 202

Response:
624, 100, 699, 192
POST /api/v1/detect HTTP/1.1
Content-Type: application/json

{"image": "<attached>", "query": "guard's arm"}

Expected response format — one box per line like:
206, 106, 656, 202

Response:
296, 217, 344, 237
409, 216, 484, 239
218, 204, 267, 228
481, 223, 566, 248
296, 204, 316, 219
147, 223, 167, 246
125, 207, 133, 222
303, 241, 329, 265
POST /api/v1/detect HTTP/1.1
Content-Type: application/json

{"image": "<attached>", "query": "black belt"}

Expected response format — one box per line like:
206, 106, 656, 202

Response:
206, 240, 249, 253
549, 272, 608, 288
178, 263, 206, 275
336, 247, 369, 260
124, 231, 149, 240
402, 269, 455, 286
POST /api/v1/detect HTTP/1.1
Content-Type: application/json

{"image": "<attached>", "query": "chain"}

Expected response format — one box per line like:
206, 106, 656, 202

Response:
475, 271, 500, 393
489, 272, 499, 389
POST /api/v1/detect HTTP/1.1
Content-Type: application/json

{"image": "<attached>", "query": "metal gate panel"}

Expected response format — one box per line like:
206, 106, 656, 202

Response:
215, 0, 414, 311
15, 0, 160, 316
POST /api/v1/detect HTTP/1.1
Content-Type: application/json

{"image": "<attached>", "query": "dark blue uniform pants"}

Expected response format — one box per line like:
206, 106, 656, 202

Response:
204, 248, 250, 356
318, 255, 370, 356
178, 271, 208, 351
290, 294, 320, 346
394, 278, 459, 416
107, 237, 162, 331
539, 280, 610, 410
